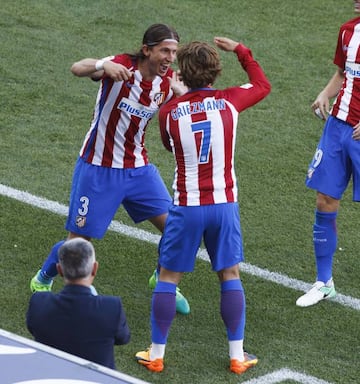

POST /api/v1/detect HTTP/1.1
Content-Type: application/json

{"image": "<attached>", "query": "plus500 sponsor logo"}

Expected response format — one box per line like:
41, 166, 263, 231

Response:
345, 62, 360, 77
118, 98, 156, 119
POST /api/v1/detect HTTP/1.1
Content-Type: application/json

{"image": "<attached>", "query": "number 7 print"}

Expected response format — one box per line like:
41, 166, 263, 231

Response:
191, 120, 211, 164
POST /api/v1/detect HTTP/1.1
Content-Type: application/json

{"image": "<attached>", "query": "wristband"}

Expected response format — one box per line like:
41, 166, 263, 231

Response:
95, 55, 115, 71
95, 59, 105, 71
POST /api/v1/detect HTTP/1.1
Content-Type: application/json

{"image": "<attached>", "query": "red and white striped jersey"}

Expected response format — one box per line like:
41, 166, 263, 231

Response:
79, 54, 174, 168
332, 17, 360, 125
159, 44, 271, 206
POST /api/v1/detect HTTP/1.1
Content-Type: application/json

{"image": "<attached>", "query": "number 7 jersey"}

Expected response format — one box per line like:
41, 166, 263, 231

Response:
158, 44, 271, 206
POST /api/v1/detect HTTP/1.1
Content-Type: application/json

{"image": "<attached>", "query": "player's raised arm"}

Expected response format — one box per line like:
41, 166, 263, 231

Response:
213, 37, 239, 52
214, 36, 271, 112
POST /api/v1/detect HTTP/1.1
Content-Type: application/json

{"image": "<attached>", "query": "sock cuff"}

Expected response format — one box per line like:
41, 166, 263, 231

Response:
315, 210, 338, 220
221, 279, 243, 292
154, 281, 177, 294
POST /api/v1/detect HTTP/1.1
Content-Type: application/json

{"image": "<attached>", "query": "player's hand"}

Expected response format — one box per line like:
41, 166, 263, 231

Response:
311, 92, 329, 120
103, 62, 134, 82
214, 37, 239, 52
169, 71, 188, 97
352, 122, 360, 140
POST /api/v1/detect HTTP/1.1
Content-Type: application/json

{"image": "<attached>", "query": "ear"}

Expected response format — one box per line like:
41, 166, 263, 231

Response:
56, 263, 63, 277
142, 44, 151, 57
92, 261, 99, 277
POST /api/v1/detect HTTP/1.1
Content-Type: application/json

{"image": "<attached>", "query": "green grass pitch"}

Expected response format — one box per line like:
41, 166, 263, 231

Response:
0, 1, 359, 383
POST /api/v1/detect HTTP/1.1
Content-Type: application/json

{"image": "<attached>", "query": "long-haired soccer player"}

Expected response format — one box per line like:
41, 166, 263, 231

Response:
29, 24, 190, 315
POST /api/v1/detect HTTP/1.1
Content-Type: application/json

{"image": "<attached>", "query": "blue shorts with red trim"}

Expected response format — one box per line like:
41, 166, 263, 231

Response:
306, 116, 360, 201
159, 202, 244, 272
65, 157, 171, 238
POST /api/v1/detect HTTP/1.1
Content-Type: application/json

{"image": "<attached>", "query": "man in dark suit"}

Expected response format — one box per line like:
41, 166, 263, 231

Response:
26, 238, 130, 369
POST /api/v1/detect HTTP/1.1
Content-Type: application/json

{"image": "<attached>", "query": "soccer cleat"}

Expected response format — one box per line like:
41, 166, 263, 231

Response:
30, 270, 53, 293
148, 269, 191, 315
148, 270, 158, 290
296, 279, 336, 307
135, 348, 164, 372
230, 352, 258, 374
175, 288, 191, 315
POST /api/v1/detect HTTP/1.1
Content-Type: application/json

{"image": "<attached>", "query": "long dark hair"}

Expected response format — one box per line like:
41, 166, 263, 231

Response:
129, 23, 179, 61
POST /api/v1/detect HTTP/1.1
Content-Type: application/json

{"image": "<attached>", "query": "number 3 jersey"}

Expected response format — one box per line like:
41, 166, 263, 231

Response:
159, 44, 271, 206
79, 54, 174, 169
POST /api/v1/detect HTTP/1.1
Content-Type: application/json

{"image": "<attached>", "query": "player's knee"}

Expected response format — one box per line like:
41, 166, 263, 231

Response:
217, 265, 240, 282
316, 192, 339, 211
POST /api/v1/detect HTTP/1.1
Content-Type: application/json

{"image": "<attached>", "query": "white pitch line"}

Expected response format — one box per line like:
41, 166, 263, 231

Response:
1, 183, 360, 312
242, 368, 333, 384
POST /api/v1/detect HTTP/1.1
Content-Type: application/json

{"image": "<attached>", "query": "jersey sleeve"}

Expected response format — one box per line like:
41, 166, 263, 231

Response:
333, 25, 346, 69
91, 54, 130, 82
224, 44, 271, 112
112, 54, 133, 68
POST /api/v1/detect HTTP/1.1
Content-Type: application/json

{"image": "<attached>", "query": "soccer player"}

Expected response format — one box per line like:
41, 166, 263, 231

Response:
296, 0, 360, 307
29, 23, 190, 315
135, 37, 271, 373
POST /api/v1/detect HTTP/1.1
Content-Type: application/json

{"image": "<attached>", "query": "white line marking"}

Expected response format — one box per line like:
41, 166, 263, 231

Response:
1, 183, 360, 312
242, 368, 333, 384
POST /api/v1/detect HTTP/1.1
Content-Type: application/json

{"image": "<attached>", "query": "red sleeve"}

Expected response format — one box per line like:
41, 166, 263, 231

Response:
93, 54, 133, 82
333, 25, 346, 69
333, 18, 360, 69
112, 54, 134, 68
224, 44, 271, 112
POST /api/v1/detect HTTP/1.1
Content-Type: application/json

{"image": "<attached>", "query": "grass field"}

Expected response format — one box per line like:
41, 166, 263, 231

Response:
1, 1, 359, 383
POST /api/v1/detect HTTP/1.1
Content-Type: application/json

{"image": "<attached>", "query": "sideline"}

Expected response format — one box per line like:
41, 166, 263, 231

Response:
1, 183, 359, 312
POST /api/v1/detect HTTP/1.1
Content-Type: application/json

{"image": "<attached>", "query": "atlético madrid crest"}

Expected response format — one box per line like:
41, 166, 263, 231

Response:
153, 92, 165, 105
76, 216, 86, 228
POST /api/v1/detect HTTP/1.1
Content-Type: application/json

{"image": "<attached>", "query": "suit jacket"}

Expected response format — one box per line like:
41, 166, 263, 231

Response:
26, 284, 130, 369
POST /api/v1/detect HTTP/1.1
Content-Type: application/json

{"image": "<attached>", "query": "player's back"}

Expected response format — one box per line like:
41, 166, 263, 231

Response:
160, 88, 240, 206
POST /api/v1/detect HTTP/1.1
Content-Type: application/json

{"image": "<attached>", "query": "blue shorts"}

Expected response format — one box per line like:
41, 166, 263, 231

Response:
65, 158, 171, 238
306, 116, 360, 201
159, 203, 244, 273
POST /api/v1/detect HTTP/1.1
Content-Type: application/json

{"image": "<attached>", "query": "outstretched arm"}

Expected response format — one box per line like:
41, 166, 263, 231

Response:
71, 56, 133, 82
